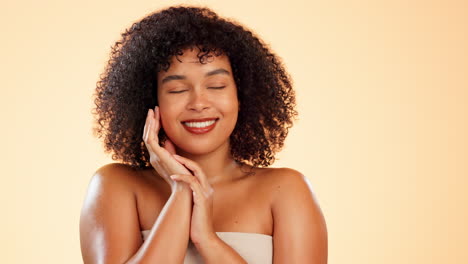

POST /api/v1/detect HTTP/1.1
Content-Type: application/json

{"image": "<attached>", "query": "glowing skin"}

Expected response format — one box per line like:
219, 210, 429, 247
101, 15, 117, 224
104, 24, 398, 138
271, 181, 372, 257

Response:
156, 47, 239, 159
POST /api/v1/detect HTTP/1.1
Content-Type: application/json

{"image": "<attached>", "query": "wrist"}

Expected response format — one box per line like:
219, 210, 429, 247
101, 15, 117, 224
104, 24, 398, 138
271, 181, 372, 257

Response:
194, 233, 219, 249
194, 234, 225, 261
171, 182, 192, 194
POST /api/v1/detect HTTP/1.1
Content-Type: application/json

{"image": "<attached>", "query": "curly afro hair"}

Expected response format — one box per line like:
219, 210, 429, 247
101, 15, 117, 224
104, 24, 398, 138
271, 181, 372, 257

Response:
92, 5, 298, 169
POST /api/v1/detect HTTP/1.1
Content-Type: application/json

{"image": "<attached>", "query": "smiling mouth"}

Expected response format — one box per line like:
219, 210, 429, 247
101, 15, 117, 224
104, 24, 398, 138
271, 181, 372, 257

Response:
181, 118, 219, 134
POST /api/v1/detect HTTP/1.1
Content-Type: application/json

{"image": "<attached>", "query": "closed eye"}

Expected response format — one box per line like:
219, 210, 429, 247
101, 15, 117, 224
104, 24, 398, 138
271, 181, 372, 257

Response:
208, 86, 226, 89
168, 90, 187, 94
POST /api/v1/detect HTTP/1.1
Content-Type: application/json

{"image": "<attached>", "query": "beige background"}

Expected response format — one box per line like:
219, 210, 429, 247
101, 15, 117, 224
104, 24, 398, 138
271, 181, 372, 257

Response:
1, 0, 467, 263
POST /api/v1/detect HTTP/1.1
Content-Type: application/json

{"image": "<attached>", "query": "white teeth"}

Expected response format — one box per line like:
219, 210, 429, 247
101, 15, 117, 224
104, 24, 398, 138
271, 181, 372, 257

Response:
183, 120, 216, 128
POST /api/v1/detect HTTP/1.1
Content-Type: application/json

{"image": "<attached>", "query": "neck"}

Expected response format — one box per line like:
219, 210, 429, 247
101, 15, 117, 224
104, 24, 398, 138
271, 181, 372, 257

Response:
175, 141, 242, 185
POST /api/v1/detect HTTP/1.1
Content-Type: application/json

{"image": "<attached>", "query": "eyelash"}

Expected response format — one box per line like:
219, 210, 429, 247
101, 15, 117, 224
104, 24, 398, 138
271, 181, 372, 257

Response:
168, 90, 186, 94
168, 86, 226, 93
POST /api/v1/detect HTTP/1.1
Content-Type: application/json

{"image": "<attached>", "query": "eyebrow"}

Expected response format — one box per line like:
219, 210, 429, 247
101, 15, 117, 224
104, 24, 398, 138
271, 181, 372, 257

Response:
160, 68, 230, 84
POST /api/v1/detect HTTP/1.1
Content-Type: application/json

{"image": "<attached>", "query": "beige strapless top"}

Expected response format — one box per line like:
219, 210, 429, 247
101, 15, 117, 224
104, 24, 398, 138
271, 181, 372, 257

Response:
141, 230, 273, 263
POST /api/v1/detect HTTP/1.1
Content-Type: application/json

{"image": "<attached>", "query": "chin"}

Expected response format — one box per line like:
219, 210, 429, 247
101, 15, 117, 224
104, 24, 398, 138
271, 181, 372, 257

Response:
170, 137, 230, 156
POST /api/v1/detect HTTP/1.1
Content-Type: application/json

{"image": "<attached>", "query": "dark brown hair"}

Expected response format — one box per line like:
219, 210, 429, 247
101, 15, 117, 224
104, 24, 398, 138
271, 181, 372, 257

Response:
92, 5, 298, 169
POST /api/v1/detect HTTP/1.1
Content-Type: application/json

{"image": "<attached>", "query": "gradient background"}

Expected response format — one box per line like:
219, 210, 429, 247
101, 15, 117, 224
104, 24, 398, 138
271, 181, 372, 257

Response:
1, 0, 467, 263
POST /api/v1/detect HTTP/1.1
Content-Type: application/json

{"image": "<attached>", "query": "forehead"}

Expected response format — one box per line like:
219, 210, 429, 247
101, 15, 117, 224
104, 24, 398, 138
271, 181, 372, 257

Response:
158, 48, 232, 76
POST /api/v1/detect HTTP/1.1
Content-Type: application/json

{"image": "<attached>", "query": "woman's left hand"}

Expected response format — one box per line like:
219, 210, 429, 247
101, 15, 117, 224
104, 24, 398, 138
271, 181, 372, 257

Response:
170, 155, 216, 246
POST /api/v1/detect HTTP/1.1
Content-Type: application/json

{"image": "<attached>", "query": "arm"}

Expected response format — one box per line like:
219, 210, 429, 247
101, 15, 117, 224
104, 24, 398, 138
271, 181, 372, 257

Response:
272, 168, 328, 263
128, 182, 192, 264
79, 164, 192, 264
194, 236, 247, 264
167, 155, 248, 264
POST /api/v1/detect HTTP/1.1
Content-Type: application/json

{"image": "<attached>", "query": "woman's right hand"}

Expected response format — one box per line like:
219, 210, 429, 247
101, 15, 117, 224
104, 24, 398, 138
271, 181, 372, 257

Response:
143, 106, 191, 190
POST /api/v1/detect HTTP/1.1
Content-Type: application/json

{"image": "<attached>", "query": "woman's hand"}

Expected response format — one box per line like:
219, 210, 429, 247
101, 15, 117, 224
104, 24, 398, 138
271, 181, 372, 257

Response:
143, 106, 191, 190
170, 155, 216, 246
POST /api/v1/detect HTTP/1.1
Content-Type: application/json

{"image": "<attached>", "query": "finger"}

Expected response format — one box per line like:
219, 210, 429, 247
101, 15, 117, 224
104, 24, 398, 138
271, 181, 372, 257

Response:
149, 109, 157, 144
143, 109, 151, 141
148, 109, 166, 154
154, 106, 162, 136
143, 110, 155, 152
170, 174, 205, 199
173, 155, 210, 191
154, 106, 160, 122
146, 113, 168, 159
148, 113, 161, 152
172, 155, 201, 177
170, 174, 197, 185
153, 106, 166, 148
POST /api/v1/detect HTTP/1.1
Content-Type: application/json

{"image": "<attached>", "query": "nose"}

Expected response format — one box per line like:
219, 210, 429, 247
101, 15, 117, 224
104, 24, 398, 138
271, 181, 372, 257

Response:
186, 89, 210, 112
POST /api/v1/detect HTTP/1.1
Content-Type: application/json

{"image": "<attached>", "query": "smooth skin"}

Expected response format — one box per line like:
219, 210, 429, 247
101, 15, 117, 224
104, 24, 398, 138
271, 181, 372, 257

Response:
80, 47, 328, 263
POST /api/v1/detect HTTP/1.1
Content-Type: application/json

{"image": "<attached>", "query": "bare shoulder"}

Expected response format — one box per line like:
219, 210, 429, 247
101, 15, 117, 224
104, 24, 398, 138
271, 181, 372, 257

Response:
243, 167, 310, 211
88, 163, 140, 189
259, 166, 305, 182
253, 167, 309, 198
85, 163, 164, 199
264, 167, 328, 263
266, 167, 312, 198
79, 163, 146, 263
263, 166, 323, 218
80, 163, 140, 216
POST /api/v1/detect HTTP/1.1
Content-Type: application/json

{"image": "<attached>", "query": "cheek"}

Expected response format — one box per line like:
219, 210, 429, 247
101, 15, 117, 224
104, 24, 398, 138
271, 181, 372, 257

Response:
219, 90, 239, 110
160, 112, 175, 130
158, 95, 181, 125
224, 99, 239, 116
157, 104, 176, 131
218, 97, 239, 127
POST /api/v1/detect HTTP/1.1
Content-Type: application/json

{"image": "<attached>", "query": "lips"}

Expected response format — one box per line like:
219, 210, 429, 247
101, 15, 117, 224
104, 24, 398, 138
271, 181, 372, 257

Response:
181, 118, 219, 134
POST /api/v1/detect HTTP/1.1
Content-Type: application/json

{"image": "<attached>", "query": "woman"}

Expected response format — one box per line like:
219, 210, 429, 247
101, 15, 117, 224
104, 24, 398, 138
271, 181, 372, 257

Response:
80, 5, 327, 264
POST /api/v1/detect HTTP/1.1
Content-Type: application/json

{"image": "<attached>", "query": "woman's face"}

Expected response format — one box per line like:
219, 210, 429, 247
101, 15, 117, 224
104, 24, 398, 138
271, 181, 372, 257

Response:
156, 47, 239, 155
